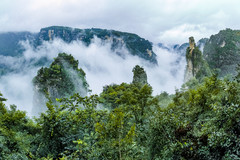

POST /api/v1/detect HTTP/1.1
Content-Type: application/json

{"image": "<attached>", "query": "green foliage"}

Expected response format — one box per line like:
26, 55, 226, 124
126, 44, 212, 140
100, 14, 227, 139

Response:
181, 77, 200, 90
0, 93, 39, 159
95, 108, 137, 159
100, 83, 131, 109
34, 94, 107, 159
204, 28, 240, 77
155, 91, 173, 107
151, 74, 240, 159
3, 54, 240, 159
33, 53, 89, 103
186, 44, 212, 80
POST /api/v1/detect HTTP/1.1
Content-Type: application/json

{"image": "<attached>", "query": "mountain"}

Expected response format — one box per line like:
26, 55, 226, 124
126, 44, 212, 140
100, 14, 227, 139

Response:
203, 28, 240, 77
157, 43, 188, 56
132, 65, 148, 86
37, 26, 157, 64
0, 26, 157, 63
0, 26, 158, 77
0, 32, 36, 56
197, 38, 208, 51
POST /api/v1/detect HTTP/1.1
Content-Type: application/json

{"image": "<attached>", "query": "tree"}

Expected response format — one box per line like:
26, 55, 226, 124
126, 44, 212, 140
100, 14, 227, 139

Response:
95, 108, 136, 159
0, 92, 39, 159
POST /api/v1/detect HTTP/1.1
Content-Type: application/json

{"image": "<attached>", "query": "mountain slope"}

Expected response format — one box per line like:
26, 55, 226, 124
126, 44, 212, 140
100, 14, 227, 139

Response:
0, 32, 36, 56
37, 26, 157, 64
203, 28, 240, 76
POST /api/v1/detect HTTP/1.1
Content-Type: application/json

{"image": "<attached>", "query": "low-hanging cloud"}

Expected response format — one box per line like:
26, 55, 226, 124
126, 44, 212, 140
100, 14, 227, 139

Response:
0, 38, 185, 115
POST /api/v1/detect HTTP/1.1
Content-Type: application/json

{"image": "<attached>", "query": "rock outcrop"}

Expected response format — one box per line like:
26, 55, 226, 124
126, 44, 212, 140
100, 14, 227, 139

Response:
184, 37, 211, 82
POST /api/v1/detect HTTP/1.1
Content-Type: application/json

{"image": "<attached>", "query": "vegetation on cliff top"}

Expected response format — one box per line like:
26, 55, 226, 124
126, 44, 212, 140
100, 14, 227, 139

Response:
33, 53, 88, 103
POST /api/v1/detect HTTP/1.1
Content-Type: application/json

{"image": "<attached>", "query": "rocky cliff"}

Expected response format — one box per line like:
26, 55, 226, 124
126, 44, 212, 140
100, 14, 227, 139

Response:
184, 37, 211, 82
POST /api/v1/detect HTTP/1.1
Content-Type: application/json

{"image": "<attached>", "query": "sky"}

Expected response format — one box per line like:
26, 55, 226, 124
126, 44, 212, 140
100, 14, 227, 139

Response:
1, 0, 240, 44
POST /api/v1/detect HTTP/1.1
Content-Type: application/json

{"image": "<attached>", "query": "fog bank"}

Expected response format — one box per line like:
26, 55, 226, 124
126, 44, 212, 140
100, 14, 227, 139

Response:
0, 38, 185, 114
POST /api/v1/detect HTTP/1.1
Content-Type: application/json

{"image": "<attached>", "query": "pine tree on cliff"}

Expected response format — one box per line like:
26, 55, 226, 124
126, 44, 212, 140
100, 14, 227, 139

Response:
184, 37, 211, 82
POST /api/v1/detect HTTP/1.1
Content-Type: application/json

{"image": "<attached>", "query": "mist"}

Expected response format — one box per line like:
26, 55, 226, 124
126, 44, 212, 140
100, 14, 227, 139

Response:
0, 38, 186, 115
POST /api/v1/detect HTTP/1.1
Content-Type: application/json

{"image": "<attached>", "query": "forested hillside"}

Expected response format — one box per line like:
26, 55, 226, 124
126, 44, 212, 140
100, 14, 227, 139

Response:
1, 52, 240, 159
203, 28, 240, 77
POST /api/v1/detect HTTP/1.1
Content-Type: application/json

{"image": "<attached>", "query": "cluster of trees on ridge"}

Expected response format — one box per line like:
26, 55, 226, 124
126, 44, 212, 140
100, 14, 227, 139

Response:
1, 52, 240, 159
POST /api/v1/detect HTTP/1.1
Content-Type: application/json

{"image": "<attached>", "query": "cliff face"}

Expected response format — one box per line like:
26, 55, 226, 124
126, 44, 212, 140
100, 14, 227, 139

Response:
184, 37, 196, 82
203, 28, 240, 77
184, 37, 211, 82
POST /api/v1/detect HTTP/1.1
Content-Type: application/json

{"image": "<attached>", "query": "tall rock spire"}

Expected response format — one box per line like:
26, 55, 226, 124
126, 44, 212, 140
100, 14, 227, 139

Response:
184, 37, 211, 82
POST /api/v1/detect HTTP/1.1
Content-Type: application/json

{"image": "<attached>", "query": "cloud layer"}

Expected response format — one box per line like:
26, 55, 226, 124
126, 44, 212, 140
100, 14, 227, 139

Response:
1, 0, 240, 43
0, 38, 185, 115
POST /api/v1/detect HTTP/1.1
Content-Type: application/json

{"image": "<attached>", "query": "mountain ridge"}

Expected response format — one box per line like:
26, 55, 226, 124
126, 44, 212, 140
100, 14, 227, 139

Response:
0, 26, 157, 64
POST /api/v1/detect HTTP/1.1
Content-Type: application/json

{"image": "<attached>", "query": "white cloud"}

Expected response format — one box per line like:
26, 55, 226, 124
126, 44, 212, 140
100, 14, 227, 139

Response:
158, 24, 210, 44
0, 38, 185, 115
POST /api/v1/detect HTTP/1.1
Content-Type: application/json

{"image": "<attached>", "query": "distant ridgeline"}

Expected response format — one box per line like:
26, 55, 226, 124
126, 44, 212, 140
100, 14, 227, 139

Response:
158, 38, 208, 56
37, 26, 157, 63
0, 26, 157, 75
1, 27, 240, 79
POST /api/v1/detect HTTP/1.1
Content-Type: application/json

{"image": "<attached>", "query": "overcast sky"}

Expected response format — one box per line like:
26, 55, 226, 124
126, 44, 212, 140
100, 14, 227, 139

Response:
1, 0, 240, 44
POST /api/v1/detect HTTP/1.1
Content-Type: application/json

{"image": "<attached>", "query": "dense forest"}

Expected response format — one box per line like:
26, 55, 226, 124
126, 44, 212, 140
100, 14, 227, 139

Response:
1, 50, 240, 159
